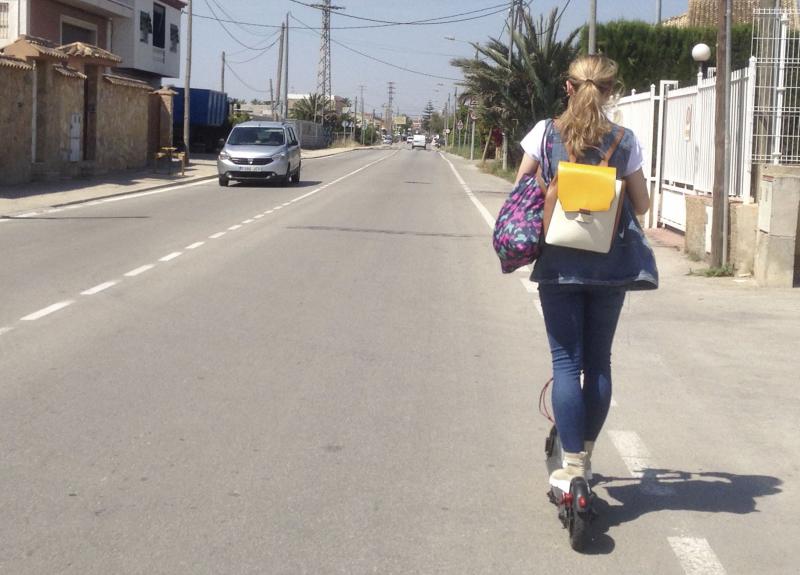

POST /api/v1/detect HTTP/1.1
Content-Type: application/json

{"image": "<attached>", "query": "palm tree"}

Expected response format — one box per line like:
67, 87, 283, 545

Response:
290, 93, 333, 124
451, 7, 579, 163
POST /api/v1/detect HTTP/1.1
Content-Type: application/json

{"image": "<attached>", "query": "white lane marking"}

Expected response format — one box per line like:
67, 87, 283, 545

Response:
264, 210, 274, 214
440, 154, 496, 228
242, 219, 254, 224
209, 232, 226, 239
254, 214, 264, 219
608, 430, 675, 496
273, 206, 283, 210
125, 264, 155, 277
281, 202, 291, 206
668, 537, 726, 575
159, 251, 182, 262
21, 300, 74, 321
228, 224, 242, 231
441, 154, 543, 318
0, 327, 14, 335
81, 281, 118, 295
186, 241, 205, 250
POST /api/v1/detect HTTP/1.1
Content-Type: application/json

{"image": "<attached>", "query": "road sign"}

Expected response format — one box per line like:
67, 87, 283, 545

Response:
457, 120, 464, 130
470, 112, 477, 121
445, 128, 451, 134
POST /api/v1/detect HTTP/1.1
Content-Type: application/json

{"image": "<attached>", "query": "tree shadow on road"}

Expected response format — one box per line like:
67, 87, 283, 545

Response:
578, 469, 782, 555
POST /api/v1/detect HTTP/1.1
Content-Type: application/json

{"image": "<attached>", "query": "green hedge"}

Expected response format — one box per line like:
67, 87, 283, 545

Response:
579, 21, 753, 92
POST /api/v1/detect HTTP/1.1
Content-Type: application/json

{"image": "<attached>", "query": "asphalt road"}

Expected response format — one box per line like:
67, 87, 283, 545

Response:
1, 146, 798, 574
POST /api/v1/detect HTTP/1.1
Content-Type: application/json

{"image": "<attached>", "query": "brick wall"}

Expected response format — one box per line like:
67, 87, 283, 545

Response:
0, 67, 33, 185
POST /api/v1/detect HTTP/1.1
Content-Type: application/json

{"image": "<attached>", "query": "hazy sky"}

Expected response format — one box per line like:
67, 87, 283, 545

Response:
169, 1, 691, 116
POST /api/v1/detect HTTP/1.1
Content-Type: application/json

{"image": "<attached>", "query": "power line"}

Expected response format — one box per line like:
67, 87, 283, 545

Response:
202, 0, 279, 50
290, 14, 461, 81
225, 61, 270, 94
289, 0, 509, 25
190, 5, 510, 31
208, 0, 276, 37
227, 36, 281, 64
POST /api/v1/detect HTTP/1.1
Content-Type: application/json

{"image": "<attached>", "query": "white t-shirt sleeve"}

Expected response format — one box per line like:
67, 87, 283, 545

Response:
519, 120, 548, 161
623, 133, 645, 177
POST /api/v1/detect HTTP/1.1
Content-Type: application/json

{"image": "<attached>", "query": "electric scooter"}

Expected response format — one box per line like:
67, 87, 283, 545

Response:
540, 380, 596, 551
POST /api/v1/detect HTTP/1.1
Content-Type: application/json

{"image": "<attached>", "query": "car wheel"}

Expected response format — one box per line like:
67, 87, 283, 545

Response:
291, 162, 301, 183
218, 175, 229, 187
279, 165, 291, 186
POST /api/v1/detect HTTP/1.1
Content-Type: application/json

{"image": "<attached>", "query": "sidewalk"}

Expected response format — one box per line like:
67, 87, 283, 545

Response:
0, 146, 368, 218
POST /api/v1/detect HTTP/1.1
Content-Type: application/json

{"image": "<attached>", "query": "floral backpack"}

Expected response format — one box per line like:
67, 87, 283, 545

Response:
491, 122, 551, 273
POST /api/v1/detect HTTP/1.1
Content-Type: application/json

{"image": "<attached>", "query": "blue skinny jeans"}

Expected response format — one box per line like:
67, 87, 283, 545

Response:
539, 286, 626, 454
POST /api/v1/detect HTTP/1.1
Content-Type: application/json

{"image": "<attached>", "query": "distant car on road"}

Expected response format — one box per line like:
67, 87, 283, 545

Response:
412, 134, 427, 150
406, 135, 414, 144
382, 136, 393, 145
217, 121, 301, 187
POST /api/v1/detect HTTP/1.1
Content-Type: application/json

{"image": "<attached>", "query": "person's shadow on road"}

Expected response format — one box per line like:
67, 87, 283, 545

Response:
577, 469, 782, 555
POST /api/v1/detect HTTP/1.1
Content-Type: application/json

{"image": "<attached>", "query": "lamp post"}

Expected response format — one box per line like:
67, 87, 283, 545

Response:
692, 43, 711, 82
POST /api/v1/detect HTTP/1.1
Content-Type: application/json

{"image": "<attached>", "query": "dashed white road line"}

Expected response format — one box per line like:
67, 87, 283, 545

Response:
227, 224, 242, 231
186, 241, 205, 250
125, 264, 155, 277
0, 327, 14, 336
607, 429, 675, 496
273, 206, 283, 211
264, 210, 274, 214
21, 300, 74, 321
209, 232, 226, 239
253, 214, 264, 219
668, 537, 727, 575
159, 252, 182, 262
81, 281, 118, 295
242, 219, 255, 224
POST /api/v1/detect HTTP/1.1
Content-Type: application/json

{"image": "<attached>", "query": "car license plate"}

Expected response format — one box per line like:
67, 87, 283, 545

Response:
238, 165, 261, 172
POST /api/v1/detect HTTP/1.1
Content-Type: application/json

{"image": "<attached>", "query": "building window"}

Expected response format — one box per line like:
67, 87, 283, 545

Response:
152, 3, 166, 49
140, 11, 152, 43
0, 3, 9, 39
169, 23, 179, 52
61, 22, 97, 45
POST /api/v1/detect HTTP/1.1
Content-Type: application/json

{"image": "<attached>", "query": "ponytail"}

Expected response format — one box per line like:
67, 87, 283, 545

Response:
556, 55, 618, 159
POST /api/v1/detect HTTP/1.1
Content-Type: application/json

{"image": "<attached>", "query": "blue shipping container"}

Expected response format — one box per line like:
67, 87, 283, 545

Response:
172, 88, 228, 127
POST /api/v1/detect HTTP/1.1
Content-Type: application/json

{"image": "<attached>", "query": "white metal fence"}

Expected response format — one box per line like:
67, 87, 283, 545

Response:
751, 8, 800, 164
615, 63, 757, 231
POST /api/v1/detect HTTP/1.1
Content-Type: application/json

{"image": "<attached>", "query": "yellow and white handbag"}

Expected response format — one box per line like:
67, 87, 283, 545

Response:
543, 128, 626, 254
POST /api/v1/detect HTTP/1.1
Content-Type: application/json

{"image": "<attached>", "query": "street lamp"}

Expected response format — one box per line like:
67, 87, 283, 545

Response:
692, 43, 711, 80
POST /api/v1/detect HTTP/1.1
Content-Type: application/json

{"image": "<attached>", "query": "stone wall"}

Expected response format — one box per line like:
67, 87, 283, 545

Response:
95, 77, 150, 171
0, 66, 33, 185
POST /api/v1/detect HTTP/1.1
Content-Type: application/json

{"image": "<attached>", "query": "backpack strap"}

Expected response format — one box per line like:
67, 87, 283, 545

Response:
563, 125, 625, 166
600, 127, 625, 167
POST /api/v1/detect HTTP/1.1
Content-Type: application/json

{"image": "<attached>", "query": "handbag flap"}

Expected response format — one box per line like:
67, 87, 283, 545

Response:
556, 161, 618, 212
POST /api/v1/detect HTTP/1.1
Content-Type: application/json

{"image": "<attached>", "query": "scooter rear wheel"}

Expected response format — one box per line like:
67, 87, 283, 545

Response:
568, 478, 591, 551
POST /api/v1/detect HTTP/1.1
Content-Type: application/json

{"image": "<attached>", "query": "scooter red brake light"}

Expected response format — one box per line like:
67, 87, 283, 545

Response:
578, 495, 587, 509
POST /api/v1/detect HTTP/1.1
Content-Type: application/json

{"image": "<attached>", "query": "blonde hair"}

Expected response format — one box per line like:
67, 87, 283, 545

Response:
556, 55, 619, 159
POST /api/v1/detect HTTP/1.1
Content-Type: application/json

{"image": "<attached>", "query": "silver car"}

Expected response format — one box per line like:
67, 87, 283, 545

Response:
217, 121, 301, 186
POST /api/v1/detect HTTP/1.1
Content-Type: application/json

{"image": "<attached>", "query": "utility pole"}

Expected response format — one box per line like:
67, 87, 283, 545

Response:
359, 84, 365, 145
275, 22, 285, 120
711, 0, 729, 267
283, 12, 289, 120
220, 51, 225, 93
183, 0, 192, 163
387, 82, 395, 138
503, 0, 516, 170
588, 0, 597, 54
270, 79, 275, 119
656, 0, 662, 24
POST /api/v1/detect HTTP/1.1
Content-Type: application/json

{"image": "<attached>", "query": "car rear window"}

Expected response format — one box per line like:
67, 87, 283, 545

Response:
228, 127, 285, 146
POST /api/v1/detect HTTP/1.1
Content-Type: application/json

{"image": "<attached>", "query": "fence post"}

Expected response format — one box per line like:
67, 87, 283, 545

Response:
654, 80, 678, 229
743, 57, 757, 204
772, 11, 790, 164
